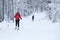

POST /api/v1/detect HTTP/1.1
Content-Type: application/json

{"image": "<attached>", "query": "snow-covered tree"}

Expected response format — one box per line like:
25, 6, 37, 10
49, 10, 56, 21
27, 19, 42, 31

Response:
0, 0, 4, 22
13, 0, 51, 17
45, 0, 60, 22
4, 0, 14, 22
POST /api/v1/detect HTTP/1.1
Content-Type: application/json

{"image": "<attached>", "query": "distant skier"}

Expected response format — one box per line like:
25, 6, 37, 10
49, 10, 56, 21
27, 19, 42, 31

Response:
14, 11, 22, 30
32, 15, 34, 21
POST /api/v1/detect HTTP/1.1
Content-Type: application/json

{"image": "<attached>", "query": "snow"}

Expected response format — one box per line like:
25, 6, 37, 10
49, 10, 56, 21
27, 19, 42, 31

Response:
0, 12, 60, 40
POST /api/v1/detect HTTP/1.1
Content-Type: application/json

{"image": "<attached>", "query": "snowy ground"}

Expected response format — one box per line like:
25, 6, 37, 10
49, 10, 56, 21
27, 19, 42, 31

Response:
0, 12, 60, 40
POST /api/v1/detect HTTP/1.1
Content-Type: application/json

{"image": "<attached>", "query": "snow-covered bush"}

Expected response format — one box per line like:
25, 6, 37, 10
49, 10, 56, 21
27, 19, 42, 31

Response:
45, 3, 60, 22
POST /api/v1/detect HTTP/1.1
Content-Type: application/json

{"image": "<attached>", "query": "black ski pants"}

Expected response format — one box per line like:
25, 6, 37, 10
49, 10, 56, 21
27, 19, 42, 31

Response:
15, 20, 20, 27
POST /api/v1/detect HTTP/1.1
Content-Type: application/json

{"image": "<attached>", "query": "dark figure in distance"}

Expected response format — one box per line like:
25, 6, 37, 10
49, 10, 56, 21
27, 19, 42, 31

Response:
32, 15, 34, 21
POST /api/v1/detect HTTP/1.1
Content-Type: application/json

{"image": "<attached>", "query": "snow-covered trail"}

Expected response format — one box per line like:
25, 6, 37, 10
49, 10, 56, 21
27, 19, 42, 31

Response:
0, 12, 60, 40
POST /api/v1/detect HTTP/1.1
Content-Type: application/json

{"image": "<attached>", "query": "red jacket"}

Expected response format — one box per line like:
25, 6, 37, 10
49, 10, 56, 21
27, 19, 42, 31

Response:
15, 12, 22, 20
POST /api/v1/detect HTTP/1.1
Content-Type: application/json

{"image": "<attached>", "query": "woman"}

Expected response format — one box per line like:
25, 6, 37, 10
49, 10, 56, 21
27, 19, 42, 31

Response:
14, 12, 22, 30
